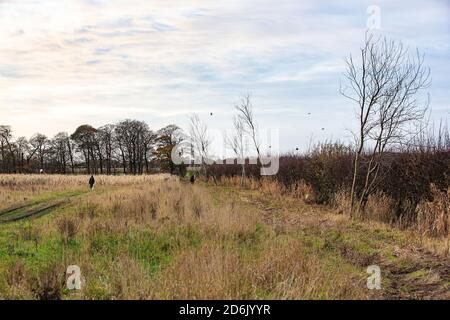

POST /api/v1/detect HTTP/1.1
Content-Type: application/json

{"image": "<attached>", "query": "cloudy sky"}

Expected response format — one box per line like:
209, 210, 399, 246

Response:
0, 0, 448, 152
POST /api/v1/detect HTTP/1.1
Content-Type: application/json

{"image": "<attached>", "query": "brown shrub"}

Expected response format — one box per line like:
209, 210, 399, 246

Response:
332, 189, 352, 215
191, 194, 203, 218
6, 260, 26, 287
416, 185, 449, 237
365, 192, 396, 223
29, 263, 64, 300
289, 181, 316, 203
57, 215, 80, 243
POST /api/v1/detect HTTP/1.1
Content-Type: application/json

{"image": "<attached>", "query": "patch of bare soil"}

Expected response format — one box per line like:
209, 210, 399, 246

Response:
380, 247, 450, 300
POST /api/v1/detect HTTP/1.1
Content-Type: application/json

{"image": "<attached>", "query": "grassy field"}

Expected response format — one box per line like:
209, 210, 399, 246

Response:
0, 174, 448, 300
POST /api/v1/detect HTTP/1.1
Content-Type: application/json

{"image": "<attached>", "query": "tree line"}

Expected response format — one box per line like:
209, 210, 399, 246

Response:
0, 120, 184, 175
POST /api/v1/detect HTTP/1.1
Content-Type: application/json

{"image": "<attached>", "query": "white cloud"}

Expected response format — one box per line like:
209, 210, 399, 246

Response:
0, 0, 448, 150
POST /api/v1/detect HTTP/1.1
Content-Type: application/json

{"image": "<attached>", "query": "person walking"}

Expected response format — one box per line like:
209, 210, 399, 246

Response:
89, 175, 95, 190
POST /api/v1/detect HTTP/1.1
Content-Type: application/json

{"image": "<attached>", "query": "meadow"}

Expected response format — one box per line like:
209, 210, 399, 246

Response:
0, 174, 448, 300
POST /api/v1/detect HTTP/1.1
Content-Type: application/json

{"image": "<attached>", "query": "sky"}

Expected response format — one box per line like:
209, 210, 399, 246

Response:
0, 0, 449, 153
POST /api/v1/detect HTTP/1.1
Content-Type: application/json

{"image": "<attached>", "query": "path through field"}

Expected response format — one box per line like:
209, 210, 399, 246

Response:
210, 185, 450, 300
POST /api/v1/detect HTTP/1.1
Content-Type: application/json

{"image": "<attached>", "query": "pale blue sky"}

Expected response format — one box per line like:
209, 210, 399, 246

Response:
0, 0, 448, 152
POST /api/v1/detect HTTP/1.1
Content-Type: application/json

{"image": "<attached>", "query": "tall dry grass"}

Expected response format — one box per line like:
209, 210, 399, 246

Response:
416, 185, 449, 238
331, 185, 449, 238
0, 174, 370, 299
149, 238, 368, 299
217, 176, 315, 204
0, 174, 170, 209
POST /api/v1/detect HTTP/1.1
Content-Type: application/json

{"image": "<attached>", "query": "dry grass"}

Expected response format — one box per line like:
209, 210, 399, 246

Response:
149, 238, 368, 300
0, 173, 372, 300
218, 176, 315, 204
1, 174, 446, 300
365, 192, 396, 223
0, 174, 170, 210
416, 185, 449, 238
331, 184, 450, 240
332, 189, 352, 215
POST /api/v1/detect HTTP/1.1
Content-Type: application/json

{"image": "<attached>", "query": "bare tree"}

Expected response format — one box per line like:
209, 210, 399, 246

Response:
15, 136, 28, 172
52, 132, 71, 173
341, 34, 430, 215
97, 124, 115, 175
226, 115, 247, 186
235, 94, 261, 164
30, 133, 49, 172
0, 125, 16, 172
189, 114, 216, 183
114, 120, 150, 175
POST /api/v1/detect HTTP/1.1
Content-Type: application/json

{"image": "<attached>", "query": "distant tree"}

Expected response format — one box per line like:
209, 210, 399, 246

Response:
189, 114, 217, 183
155, 124, 184, 174
143, 129, 157, 173
29, 133, 49, 172
114, 120, 150, 174
227, 115, 247, 187
235, 94, 261, 161
51, 132, 71, 173
0, 125, 16, 173
71, 125, 98, 174
15, 136, 28, 172
97, 124, 116, 175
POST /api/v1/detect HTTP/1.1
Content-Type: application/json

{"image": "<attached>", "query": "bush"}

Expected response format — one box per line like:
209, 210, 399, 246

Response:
209, 140, 449, 230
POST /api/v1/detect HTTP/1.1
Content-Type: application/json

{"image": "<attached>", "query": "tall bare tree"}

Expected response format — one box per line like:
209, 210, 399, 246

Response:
341, 34, 430, 215
235, 94, 262, 172
189, 114, 217, 183
226, 115, 247, 186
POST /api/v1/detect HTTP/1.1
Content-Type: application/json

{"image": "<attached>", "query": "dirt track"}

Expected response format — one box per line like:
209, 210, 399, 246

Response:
233, 189, 450, 300
0, 192, 86, 223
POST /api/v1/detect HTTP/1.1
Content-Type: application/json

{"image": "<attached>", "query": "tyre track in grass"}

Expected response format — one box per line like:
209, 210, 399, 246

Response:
0, 203, 31, 217
0, 200, 68, 223
0, 184, 134, 224
0, 191, 88, 224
